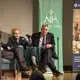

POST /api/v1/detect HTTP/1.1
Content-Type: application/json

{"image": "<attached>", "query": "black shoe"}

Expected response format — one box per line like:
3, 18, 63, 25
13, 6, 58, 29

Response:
41, 69, 47, 73
20, 66, 30, 71
21, 72, 30, 78
53, 70, 63, 77
32, 65, 38, 71
38, 67, 47, 73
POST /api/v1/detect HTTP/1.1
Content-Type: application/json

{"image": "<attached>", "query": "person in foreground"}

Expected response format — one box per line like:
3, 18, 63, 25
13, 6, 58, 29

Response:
75, 73, 80, 80
29, 70, 46, 80
32, 24, 63, 77
1, 28, 30, 78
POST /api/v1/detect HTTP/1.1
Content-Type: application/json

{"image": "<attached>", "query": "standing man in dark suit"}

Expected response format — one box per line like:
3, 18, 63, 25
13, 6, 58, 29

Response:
6, 28, 30, 78
32, 24, 63, 77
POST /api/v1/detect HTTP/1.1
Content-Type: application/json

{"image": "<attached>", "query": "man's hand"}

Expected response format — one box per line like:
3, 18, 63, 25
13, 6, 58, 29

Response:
1, 47, 3, 50
45, 44, 52, 48
7, 46, 11, 50
18, 45, 23, 47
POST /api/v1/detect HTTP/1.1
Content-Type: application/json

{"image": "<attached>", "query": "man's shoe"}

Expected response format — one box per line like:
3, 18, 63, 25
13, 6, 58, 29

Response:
38, 67, 47, 73
53, 71, 63, 77
41, 69, 47, 73
32, 65, 38, 71
21, 72, 30, 78
20, 66, 30, 71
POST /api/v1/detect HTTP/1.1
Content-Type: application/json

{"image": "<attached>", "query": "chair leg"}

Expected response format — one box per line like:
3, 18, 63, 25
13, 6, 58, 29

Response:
0, 70, 4, 77
13, 69, 18, 78
0, 70, 2, 79
2, 70, 4, 76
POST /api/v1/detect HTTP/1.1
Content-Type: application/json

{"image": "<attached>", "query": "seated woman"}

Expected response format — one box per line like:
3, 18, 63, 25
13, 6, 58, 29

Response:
1, 28, 30, 78
1, 44, 30, 78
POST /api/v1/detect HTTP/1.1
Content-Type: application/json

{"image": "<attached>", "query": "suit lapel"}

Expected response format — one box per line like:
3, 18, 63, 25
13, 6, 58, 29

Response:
46, 33, 50, 44
38, 32, 41, 46
19, 37, 21, 45
11, 37, 18, 45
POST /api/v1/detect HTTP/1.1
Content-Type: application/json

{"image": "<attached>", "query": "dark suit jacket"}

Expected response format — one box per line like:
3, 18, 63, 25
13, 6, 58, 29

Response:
7, 36, 28, 49
31, 32, 58, 59
32, 32, 55, 47
31, 32, 56, 53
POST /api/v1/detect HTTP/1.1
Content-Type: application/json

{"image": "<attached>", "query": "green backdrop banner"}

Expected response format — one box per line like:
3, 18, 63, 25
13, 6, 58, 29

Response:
38, 0, 63, 72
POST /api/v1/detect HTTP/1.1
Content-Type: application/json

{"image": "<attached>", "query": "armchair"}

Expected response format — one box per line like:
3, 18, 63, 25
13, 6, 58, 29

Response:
0, 47, 18, 78
0, 31, 18, 78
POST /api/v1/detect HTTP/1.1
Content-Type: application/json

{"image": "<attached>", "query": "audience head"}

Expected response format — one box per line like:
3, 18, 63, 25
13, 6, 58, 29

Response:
11, 28, 21, 39
41, 24, 48, 36
30, 70, 46, 80
76, 73, 80, 80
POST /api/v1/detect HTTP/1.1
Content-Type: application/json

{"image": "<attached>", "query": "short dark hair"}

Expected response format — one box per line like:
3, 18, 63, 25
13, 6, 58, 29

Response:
76, 73, 80, 80
30, 70, 46, 80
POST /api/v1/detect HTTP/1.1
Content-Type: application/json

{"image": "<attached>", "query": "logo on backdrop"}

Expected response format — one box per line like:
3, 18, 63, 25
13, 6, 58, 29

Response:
74, 3, 80, 8
74, 0, 80, 8
44, 10, 61, 28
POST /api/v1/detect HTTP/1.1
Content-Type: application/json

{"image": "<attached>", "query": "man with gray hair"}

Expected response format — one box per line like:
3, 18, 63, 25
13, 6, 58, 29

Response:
32, 24, 63, 77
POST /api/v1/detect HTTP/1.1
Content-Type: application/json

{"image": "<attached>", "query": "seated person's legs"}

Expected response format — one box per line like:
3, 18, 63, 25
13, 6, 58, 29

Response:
23, 48, 30, 68
12, 46, 31, 78
38, 48, 47, 73
30, 47, 38, 70
25, 47, 37, 70
31, 56, 37, 70
1, 50, 14, 61
13, 46, 30, 71
1, 47, 30, 78
45, 48, 63, 77
32, 56, 37, 66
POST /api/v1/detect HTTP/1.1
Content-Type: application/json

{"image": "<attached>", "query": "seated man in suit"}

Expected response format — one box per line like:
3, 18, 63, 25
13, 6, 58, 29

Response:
31, 24, 62, 77
1, 28, 30, 78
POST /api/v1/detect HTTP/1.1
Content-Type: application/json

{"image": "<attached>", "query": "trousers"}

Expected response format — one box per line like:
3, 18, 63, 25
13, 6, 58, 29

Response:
1, 47, 27, 69
39, 48, 56, 72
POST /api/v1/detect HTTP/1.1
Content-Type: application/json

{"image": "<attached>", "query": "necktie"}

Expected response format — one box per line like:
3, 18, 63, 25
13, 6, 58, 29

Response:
42, 36, 46, 48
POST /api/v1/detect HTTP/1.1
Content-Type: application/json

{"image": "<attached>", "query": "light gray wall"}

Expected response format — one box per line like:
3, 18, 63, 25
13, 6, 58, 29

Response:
0, 0, 32, 36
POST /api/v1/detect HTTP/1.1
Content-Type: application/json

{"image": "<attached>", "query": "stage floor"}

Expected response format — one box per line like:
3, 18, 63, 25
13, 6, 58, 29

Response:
0, 71, 78, 80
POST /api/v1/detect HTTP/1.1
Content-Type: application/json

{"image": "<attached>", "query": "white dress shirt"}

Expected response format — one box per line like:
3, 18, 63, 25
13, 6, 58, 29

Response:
39, 35, 46, 48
